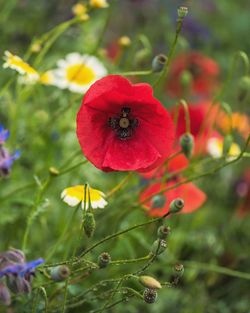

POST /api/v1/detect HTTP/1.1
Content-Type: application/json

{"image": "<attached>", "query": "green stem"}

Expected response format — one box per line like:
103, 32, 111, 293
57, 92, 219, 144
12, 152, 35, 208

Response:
115, 70, 152, 76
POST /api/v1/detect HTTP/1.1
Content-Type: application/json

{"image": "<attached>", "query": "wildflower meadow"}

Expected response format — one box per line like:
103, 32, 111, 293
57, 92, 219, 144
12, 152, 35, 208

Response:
0, 0, 250, 312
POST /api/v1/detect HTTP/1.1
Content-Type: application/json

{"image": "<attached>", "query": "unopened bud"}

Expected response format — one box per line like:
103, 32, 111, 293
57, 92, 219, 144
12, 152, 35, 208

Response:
98, 252, 111, 268
237, 76, 250, 102
180, 133, 194, 158
49, 167, 60, 176
152, 54, 167, 73
169, 198, 184, 214
3, 248, 25, 263
151, 239, 167, 255
118, 36, 131, 48
173, 263, 184, 278
83, 212, 96, 238
151, 194, 166, 209
0, 283, 11, 306
157, 225, 171, 239
50, 265, 70, 282
6, 276, 31, 294
143, 288, 158, 304
139, 276, 162, 289
223, 134, 233, 155
178, 6, 188, 19
31, 42, 41, 53
180, 70, 193, 90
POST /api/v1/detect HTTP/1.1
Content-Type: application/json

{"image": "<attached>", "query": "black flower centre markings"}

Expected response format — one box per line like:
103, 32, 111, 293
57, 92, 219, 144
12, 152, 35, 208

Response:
108, 107, 139, 140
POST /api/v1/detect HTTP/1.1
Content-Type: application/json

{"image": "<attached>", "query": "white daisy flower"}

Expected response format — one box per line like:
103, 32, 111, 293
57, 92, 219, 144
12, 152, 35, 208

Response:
61, 184, 108, 209
51, 53, 107, 93
3, 51, 39, 82
207, 137, 241, 160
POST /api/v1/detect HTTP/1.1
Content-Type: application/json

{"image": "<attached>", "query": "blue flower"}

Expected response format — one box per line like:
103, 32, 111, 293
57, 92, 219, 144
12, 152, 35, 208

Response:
0, 258, 44, 278
0, 124, 10, 145
0, 147, 20, 177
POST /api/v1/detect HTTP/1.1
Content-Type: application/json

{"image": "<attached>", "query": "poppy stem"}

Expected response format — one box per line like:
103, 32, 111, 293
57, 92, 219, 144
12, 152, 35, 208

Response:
107, 172, 133, 198
114, 70, 153, 76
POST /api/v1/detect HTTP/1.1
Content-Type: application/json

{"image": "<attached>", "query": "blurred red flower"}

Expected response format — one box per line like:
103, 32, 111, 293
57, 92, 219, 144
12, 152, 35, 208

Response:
167, 51, 220, 97
76, 75, 175, 172
236, 169, 250, 217
140, 178, 207, 217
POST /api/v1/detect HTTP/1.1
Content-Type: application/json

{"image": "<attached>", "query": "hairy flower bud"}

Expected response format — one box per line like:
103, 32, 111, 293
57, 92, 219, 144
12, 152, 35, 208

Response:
0, 282, 11, 306
151, 239, 167, 255
143, 288, 158, 304
151, 194, 166, 209
237, 76, 250, 102
180, 133, 194, 158
152, 54, 167, 73
157, 225, 171, 240
169, 198, 184, 214
177, 6, 188, 19
118, 36, 131, 48
139, 276, 162, 289
50, 265, 70, 282
98, 252, 111, 268
173, 263, 184, 278
83, 212, 96, 238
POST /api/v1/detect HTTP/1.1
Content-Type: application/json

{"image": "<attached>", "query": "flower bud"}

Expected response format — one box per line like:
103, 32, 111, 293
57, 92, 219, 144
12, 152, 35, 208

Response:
83, 212, 96, 238
50, 265, 70, 282
177, 6, 188, 19
169, 198, 184, 214
89, 0, 109, 9
0, 283, 11, 306
6, 276, 31, 294
180, 133, 194, 158
143, 288, 158, 304
151, 239, 167, 255
139, 276, 162, 289
223, 134, 233, 155
118, 36, 131, 48
3, 248, 25, 263
49, 166, 60, 176
180, 70, 193, 90
152, 54, 167, 73
98, 252, 111, 268
151, 194, 166, 209
237, 76, 250, 102
173, 263, 184, 278
157, 225, 171, 239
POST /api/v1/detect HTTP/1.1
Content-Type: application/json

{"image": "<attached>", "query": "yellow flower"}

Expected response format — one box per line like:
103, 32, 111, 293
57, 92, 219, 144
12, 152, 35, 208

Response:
50, 53, 107, 93
39, 71, 55, 85
72, 3, 88, 16
118, 36, 131, 48
89, 0, 109, 9
3, 51, 39, 82
207, 137, 241, 160
61, 185, 108, 209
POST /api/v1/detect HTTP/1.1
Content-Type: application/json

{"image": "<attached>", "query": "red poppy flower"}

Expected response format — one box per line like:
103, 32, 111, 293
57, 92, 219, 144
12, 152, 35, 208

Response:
167, 51, 220, 97
140, 178, 207, 217
76, 75, 175, 172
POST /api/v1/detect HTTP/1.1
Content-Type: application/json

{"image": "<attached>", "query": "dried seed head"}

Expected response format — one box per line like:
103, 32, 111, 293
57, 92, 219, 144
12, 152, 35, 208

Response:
157, 225, 171, 240
152, 54, 167, 73
173, 263, 184, 278
98, 252, 111, 268
143, 288, 158, 304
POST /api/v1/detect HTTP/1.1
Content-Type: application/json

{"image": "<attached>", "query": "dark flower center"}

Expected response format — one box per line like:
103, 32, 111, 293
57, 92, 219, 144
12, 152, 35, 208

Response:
187, 63, 202, 77
108, 107, 139, 140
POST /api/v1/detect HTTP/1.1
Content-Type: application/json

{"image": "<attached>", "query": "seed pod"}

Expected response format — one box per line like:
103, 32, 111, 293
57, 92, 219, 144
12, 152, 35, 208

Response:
151, 194, 166, 209
180, 133, 194, 158
157, 225, 171, 239
143, 288, 158, 304
83, 212, 96, 238
169, 198, 184, 214
139, 276, 162, 289
98, 252, 111, 268
49, 167, 60, 176
0, 282, 11, 306
173, 263, 184, 279
50, 265, 70, 282
152, 54, 167, 73
151, 239, 167, 255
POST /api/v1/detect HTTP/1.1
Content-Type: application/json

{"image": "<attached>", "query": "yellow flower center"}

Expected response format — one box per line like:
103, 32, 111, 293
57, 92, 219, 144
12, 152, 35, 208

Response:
66, 63, 95, 85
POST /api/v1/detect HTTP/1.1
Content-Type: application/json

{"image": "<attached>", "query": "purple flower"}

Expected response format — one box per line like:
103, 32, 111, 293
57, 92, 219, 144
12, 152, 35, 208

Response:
0, 124, 10, 144
0, 258, 44, 278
